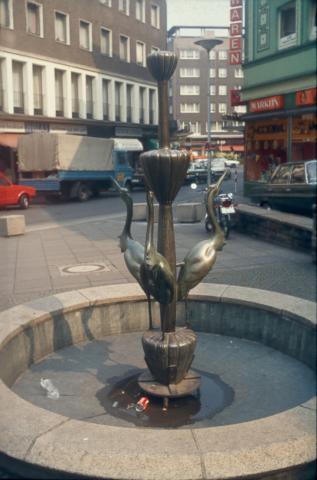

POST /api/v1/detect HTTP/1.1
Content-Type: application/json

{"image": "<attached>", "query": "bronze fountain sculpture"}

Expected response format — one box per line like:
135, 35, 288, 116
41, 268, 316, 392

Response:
115, 51, 228, 405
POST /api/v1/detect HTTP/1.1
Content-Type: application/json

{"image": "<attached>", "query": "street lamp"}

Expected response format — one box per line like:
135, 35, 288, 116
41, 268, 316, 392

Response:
195, 38, 223, 187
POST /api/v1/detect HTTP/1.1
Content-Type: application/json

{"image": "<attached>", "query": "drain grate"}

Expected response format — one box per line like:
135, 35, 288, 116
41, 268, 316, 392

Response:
59, 263, 111, 276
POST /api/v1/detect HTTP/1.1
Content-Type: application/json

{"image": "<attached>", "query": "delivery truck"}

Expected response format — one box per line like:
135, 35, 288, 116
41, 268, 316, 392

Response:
17, 133, 143, 201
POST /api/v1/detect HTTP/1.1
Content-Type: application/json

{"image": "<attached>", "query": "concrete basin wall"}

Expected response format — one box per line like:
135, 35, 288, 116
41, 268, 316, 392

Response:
0, 283, 316, 480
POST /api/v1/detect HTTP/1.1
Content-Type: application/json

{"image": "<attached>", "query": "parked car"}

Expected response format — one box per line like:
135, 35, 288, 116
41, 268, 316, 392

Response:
211, 158, 231, 179
0, 173, 36, 209
251, 160, 317, 216
225, 159, 240, 168
185, 162, 208, 184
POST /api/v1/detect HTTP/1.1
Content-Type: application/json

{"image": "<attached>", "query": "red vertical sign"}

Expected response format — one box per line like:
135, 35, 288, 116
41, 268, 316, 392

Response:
230, 0, 243, 106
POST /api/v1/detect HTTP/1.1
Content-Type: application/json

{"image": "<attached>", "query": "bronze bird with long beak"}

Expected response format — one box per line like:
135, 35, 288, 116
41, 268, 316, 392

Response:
111, 179, 154, 328
140, 190, 175, 306
177, 170, 228, 324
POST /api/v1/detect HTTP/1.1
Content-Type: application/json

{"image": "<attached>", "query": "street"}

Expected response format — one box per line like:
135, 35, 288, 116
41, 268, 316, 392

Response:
0, 165, 315, 314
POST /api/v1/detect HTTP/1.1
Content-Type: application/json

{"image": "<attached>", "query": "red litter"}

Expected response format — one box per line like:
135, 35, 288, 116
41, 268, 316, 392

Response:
136, 396, 150, 412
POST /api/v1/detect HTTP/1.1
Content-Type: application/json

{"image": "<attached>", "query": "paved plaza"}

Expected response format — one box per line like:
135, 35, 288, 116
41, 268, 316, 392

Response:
0, 212, 316, 311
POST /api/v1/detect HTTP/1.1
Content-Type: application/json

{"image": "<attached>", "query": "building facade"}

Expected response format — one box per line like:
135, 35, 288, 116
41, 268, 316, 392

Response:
0, 0, 167, 176
167, 26, 245, 153
241, 0, 316, 195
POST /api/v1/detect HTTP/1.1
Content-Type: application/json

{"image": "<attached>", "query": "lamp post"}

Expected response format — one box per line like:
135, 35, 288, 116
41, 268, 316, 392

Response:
195, 38, 223, 187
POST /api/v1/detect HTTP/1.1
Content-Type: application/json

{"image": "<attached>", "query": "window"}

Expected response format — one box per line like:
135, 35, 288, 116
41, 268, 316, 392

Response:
55, 69, 65, 116
234, 105, 247, 113
149, 89, 156, 124
209, 50, 216, 60
180, 103, 200, 113
55, 11, 69, 44
234, 67, 244, 78
180, 85, 200, 95
86, 76, 94, 119
33, 65, 44, 114
209, 85, 216, 95
80, 20, 92, 50
136, 41, 146, 66
139, 86, 146, 123
26, 2, 43, 36
218, 50, 228, 60
218, 85, 227, 96
99, 0, 111, 6
219, 103, 227, 114
115, 82, 123, 121
12, 61, 25, 113
135, 0, 145, 22
119, 35, 130, 62
210, 103, 216, 113
119, 0, 129, 15
127, 84, 133, 122
71, 73, 80, 118
0, 0, 13, 28
279, 1, 296, 49
100, 27, 112, 56
218, 68, 227, 78
209, 68, 216, 78
180, 68, 200, 78
151, 46, 159, 54
179, 49, 200, 60
151, 4, 160, 28
102, 79, 110, 120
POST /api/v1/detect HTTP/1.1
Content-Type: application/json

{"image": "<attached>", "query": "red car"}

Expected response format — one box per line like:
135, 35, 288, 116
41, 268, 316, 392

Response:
0, 173, 36, 209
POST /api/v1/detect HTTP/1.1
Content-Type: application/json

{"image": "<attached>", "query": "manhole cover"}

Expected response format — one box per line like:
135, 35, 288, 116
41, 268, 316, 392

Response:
59, 263, 111, 275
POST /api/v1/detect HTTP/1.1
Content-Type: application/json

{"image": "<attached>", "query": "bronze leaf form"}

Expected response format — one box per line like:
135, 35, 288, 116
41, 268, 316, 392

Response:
147, 51, 178, 82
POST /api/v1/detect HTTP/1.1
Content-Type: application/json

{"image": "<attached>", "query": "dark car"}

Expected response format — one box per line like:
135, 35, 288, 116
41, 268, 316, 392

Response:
252, 160, 317, 216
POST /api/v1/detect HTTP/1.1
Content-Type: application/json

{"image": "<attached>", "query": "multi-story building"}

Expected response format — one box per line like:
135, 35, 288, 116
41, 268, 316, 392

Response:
0, 0, 167, 176
167, 26, 246, 153
241, 0, 316, 195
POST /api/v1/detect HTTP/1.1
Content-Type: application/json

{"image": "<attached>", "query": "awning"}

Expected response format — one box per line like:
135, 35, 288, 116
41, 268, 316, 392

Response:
113, 138, 143, 152
0, 133, 22, 149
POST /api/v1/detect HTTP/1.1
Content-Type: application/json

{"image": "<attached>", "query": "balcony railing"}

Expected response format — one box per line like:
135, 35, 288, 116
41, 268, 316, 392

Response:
13, 91, 25, 114
33, 93, 44, 115
55, 96, 65, 117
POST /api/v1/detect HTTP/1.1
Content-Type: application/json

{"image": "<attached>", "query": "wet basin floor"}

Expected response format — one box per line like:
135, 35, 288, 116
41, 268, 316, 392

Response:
12, 332, 316, 429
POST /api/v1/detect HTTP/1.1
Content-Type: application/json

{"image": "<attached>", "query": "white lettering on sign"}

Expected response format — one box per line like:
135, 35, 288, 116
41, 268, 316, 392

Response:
231, 0, 242, 6
249, 96, 284, 112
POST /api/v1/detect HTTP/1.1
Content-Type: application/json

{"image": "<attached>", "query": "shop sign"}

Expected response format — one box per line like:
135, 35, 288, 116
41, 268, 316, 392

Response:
229, 37, 242, 50
295, 88, 316, 106
229, 1, 243, 65
0, 121, 25, 133
229, 51, 242, 64
230, 0, 242, 5
230, 7, 242, 21
230, 22, 242, 36
249, 95, 284, 112
115, 126, 143, 138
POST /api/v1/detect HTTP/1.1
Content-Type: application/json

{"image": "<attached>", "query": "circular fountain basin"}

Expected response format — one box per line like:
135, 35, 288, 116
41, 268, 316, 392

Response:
0, 283, 316, 480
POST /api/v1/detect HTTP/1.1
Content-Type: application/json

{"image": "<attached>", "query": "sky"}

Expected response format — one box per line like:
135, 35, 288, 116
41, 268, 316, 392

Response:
166, 0, 230, 29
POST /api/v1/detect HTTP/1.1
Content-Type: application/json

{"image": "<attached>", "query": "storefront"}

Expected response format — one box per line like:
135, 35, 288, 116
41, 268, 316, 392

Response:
243, 88, 316, 197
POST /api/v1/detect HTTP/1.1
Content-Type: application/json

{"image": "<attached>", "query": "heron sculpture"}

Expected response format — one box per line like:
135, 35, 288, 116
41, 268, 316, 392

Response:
177, 170, 228, 324
140, 190, 174, 306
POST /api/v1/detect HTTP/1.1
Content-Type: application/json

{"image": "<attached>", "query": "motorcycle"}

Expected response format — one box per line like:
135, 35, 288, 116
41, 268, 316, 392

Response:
204, 191, 236, 239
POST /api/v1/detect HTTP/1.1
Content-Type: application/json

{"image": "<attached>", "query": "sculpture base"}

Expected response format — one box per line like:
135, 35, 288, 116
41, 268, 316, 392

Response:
138, 369, 200, 399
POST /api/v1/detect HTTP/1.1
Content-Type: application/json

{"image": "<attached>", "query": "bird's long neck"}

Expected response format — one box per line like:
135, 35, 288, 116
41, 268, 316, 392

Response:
145, 191, 155, 258
120, 193, 133, 251
207, 187, 225, 251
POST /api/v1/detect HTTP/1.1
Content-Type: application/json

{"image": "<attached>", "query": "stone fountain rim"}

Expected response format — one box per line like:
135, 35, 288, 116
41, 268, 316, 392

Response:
0, 283, 316, 480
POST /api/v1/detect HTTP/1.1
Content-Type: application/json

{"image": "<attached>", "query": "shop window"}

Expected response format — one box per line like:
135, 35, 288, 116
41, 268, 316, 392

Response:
279, 2, 296, 49
119, 35, 130, 62
26, 2, 43, 36
0, 0, 13, 28
100, 27, 112, 56
55, 11, 69, 44
80, 20, 92, 51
